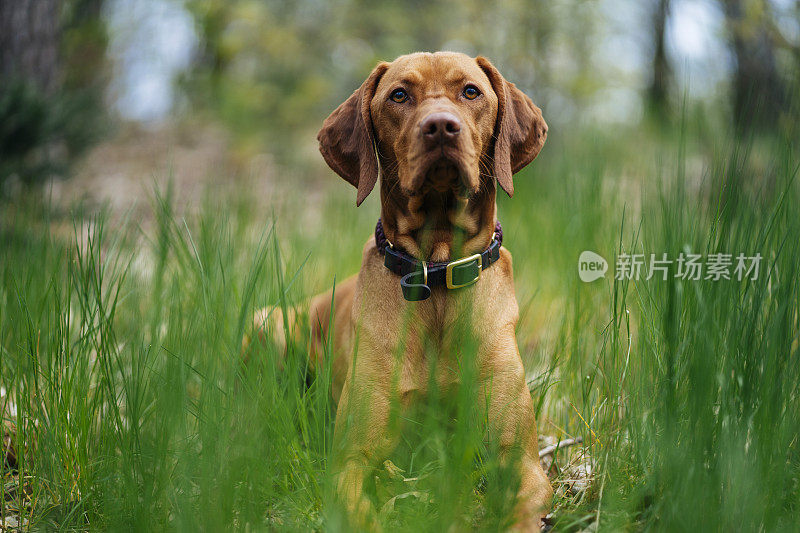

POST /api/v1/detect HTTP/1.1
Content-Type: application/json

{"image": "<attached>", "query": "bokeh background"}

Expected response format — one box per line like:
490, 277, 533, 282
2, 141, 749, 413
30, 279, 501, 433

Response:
2, 0, 799, 201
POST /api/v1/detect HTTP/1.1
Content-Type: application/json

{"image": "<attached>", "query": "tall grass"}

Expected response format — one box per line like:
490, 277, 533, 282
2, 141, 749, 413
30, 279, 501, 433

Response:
1, 129, 798, 531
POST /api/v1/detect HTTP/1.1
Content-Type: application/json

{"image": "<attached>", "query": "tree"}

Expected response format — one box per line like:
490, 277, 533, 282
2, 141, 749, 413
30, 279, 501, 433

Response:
721, 0, 786, 132
0, 0, 62, 93
0, 0, 107, 190
648, 0, 672, 120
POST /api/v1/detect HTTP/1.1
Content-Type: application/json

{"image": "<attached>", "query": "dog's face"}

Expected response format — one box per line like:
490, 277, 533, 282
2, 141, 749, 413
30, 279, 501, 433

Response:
318, 52, 547, 206
369, 52, 499, 197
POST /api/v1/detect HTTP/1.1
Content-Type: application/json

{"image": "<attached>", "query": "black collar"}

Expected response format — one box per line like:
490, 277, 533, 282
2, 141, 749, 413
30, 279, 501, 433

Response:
375, 219, 503, 301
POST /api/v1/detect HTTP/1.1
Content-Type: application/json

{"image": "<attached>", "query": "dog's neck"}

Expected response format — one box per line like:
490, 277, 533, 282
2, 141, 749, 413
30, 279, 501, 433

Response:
379, 176, 497, 262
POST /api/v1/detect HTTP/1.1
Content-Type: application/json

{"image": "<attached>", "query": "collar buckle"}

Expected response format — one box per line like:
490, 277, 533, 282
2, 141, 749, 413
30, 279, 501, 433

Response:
445, 253, 482, 289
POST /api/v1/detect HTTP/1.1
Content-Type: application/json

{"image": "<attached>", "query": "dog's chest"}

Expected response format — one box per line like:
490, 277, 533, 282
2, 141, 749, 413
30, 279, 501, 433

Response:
397, 293, 483, 396
357, 245, 518, 399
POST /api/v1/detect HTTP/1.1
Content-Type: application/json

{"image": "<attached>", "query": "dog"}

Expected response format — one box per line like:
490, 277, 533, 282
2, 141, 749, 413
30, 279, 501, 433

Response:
250, 51, 551, 530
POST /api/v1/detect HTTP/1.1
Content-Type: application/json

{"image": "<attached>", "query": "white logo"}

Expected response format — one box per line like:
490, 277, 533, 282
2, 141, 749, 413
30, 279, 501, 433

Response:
578, 251, 608, 282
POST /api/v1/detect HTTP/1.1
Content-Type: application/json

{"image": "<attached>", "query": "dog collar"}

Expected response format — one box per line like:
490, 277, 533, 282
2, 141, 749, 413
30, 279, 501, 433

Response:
375, 219, 503, 301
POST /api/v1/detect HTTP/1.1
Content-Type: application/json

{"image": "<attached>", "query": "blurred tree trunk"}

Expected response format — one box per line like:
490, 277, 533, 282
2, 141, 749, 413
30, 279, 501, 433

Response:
722, 0, 785, 131
1, 0, 107, 189
0, 0, 62, 93
648, 0, 672, 119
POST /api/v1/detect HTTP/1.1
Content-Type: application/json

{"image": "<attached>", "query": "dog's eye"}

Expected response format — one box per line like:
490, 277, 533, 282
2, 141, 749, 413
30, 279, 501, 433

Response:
463, 85, 480, 100
390, 89, 409, 103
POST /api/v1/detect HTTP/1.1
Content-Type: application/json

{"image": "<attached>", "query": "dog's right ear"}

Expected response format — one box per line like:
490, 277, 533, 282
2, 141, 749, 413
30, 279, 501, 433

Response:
318, 62, 389, 206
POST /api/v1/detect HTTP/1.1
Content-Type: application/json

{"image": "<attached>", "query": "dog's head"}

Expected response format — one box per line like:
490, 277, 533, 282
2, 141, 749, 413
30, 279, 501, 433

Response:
318, 52, 547, 205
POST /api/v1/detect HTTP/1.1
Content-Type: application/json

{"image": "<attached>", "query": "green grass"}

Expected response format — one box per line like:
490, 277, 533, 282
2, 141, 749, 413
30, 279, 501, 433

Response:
2, 125, 799, 531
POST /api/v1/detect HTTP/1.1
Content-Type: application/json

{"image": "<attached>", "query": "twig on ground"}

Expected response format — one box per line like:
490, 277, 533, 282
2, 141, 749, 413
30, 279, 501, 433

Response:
538, 437, 584, 458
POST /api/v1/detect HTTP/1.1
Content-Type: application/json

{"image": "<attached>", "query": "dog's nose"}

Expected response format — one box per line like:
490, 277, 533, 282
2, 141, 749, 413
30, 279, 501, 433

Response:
420, 112, 461, 147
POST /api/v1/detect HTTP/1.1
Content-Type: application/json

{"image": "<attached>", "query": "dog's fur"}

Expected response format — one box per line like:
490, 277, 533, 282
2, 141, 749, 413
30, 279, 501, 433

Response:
249, 52, 551, 530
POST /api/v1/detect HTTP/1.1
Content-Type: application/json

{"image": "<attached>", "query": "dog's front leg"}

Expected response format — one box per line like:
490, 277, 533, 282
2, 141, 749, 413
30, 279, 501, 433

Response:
332, 346, 401, 528
480, 337, 553, 531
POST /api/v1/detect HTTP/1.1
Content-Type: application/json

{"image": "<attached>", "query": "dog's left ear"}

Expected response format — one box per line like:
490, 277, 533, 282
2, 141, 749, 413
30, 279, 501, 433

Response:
477, 56, 548, 197
318, 62, 389, 206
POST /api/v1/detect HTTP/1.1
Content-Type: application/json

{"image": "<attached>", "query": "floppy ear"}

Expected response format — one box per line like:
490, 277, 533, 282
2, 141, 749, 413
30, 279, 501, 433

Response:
317, 62, 389, 206
477, 56, 548, 197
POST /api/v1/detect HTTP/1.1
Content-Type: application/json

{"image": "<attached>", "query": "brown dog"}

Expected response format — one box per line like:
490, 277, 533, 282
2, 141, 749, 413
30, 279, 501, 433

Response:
252, 51, 551, 529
